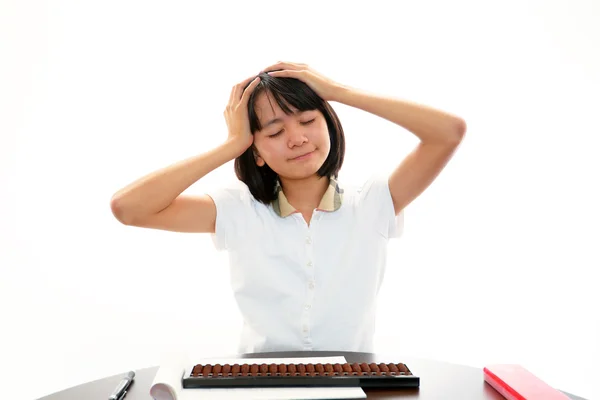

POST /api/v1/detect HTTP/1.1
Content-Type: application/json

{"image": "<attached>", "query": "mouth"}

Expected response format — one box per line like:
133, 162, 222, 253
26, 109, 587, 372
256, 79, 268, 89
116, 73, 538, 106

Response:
290, 150, 314, 161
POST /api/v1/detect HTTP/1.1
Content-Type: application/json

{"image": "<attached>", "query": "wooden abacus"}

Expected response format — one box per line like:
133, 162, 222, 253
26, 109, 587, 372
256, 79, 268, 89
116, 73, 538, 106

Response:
182, 361, 420, 388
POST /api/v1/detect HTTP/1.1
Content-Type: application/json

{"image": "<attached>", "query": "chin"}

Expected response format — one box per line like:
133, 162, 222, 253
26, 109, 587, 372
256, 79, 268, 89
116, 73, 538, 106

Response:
285, 162, 327, 180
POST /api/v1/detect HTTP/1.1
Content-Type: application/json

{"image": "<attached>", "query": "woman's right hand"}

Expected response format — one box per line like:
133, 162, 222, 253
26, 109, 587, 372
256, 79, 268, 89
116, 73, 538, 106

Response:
224, 75, 261, 155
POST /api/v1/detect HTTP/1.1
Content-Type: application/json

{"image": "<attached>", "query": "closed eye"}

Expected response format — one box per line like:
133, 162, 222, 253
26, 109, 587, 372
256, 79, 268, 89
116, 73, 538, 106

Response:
269, 118, 316, 138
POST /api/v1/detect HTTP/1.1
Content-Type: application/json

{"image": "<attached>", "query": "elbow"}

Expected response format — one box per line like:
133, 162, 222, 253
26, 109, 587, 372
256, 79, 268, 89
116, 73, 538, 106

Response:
110, 196, 134, 225
442, 118, 466, 146
455, 118, 467, 139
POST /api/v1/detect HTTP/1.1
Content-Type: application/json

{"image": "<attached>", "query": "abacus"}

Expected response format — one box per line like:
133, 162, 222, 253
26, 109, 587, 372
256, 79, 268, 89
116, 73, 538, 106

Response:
182, 361, 419, 388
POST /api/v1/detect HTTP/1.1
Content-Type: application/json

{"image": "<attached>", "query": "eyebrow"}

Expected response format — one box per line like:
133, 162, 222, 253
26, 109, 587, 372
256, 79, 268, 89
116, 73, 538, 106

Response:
263, 110, 308, 128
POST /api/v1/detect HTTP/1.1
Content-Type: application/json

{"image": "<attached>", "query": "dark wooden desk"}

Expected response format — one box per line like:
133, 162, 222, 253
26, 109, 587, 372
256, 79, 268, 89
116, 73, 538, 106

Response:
38, 350, 587, 399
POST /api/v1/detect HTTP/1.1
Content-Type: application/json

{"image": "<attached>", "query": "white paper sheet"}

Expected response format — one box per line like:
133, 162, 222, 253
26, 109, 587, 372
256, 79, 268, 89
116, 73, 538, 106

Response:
150, 355, 366, 400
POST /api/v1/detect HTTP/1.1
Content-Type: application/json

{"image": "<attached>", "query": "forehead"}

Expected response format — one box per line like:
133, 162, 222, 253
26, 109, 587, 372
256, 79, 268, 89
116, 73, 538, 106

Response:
254, 91, 298, 119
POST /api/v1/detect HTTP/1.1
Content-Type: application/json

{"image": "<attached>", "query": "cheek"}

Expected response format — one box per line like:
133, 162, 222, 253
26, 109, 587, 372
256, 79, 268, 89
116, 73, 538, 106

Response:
315, 124, 331, 148
256, 139, 283, 161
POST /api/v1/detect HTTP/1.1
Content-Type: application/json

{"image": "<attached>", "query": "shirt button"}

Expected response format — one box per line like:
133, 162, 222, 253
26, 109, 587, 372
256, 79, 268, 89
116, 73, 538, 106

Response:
307, 261, 312, 267
305, 304, 311, 310
306, 236, 312, 244
303, 326, 308, 333
308, 282, 315, 290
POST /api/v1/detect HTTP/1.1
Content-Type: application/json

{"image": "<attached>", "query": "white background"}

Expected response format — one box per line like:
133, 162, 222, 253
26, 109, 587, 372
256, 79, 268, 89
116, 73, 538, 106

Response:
2, 1, 599, 399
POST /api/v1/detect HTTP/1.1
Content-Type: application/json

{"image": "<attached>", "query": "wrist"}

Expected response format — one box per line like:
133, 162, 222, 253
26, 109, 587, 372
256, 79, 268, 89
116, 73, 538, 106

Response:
330, 84, 352, 103
223, 138, 251, 158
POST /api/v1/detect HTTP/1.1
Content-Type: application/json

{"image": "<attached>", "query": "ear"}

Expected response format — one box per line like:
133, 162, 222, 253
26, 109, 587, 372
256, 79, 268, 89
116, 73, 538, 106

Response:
253, 147, 265, 167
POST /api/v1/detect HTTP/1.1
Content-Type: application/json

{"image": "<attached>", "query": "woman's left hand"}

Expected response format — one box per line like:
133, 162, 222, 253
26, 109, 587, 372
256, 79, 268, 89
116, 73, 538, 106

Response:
261, 61, 344, 102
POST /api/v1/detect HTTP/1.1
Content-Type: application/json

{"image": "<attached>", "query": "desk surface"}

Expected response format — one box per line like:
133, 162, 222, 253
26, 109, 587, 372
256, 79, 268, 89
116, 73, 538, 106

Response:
38, 350, 587, 400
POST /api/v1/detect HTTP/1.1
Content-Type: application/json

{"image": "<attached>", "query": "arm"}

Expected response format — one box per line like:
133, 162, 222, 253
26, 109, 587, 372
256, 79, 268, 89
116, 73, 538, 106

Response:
110, 73, 261, 232
333, 85, 466, 215
109, 140, 245, 232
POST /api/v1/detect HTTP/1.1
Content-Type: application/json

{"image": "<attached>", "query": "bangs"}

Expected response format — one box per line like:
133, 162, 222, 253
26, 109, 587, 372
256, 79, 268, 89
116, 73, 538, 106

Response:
247, 75, 325, 134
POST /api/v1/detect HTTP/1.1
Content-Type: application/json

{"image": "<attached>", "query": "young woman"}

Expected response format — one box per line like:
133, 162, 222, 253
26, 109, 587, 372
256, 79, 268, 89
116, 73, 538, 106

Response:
110, 61, 466, 354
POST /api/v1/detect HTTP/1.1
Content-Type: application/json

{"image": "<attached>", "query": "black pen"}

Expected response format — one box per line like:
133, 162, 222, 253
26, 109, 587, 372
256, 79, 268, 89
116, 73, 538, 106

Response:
109, 370, 135, 400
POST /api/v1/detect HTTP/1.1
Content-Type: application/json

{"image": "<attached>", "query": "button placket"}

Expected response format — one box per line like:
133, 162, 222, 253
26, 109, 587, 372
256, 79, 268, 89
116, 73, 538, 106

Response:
302, 218, 316, 341
305, 218, 314, 271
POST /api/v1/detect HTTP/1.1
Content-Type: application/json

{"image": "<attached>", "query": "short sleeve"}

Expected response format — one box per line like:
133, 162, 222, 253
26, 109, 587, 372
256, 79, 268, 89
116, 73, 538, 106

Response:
206, 183, 253, 251
357, 173, 405, 239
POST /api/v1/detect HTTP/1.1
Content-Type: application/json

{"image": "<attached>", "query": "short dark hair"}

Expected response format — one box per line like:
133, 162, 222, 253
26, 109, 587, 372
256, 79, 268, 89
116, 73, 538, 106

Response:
234, 71, 346, 205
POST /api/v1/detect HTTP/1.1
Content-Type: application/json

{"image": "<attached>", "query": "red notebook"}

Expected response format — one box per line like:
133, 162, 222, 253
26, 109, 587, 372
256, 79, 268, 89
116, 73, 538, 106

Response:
483, 364, 571, 400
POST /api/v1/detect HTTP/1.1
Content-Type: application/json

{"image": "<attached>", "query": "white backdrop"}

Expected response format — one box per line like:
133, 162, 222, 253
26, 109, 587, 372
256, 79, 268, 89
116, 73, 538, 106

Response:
2, 1, 599, 399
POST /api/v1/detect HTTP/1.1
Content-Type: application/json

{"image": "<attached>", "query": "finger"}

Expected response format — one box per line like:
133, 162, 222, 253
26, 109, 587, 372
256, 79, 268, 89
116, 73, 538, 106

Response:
267, 69, 300, 78
262, 61, 298, 73
228, 85, 237, 105
230, 75, 258, 104
264, 64, 310, 73
239, 74, 259, 86
281, 61, 304, 69
260, 64, 280, 73
240, 76, 261, 103
237, 75, 259, 97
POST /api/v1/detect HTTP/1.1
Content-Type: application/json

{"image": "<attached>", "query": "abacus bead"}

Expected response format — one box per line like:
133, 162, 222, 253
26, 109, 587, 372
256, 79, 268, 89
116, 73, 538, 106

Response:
213, 364, 222, 374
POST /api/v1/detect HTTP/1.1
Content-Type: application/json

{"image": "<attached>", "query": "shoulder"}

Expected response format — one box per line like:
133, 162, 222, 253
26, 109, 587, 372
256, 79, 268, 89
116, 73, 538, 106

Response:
338, 171, 390, 203
208, 178, 254, 204
207, 178, 274, 218
207, 178, 271, 252
338, 171, 404, 239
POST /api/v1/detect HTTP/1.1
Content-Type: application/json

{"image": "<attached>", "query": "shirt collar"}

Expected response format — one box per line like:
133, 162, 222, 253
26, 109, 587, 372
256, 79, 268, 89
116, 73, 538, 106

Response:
272, 175, 344, 217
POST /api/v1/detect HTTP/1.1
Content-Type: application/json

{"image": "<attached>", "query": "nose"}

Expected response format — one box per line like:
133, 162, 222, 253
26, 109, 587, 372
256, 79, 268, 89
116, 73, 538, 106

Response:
287, 128, 308, 148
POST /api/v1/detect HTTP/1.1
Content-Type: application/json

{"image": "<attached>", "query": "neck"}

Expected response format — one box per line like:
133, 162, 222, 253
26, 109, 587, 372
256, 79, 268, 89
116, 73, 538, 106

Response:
279, 174, 330, 211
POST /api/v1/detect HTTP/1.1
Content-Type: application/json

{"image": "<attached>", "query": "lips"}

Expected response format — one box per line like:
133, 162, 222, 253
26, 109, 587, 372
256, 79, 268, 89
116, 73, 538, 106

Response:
291, 150, 314, 160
